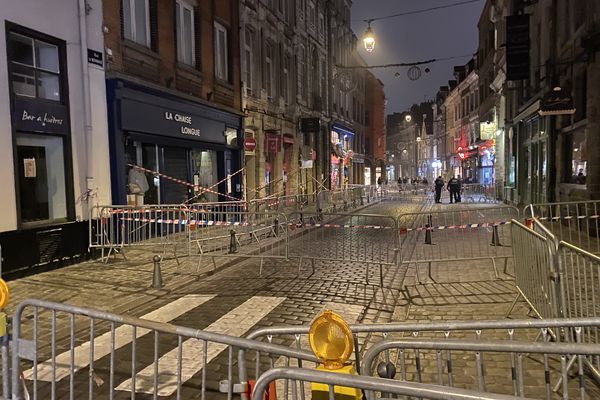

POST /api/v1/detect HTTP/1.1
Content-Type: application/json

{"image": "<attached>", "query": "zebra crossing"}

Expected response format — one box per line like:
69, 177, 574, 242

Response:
20, 294, 364, 398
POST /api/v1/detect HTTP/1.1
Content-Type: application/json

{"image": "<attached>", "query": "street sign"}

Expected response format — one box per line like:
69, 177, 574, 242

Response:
244, 137, 256, 154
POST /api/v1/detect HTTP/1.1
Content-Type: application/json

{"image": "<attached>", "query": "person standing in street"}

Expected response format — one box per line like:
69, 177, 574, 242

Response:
447, 176, 461, 203
434, 176, 445, 203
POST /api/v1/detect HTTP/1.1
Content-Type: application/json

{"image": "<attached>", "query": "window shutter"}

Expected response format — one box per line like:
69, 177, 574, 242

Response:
194, 6, 201, 69
150, 0, 158, 52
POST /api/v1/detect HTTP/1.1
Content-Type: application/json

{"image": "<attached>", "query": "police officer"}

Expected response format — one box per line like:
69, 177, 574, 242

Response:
447, 176, 461, 203
434, 176, 445, 203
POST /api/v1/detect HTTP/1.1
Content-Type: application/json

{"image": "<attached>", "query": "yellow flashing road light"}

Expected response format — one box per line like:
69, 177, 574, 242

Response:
0, 278, 8, 310
309, 310, 362, 399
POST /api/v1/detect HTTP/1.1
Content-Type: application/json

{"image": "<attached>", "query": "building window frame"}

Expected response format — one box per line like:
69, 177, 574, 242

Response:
175, 0, 195, 66
282, 53, 290, 104
122, 0, 151, 47
214, 21, 229, 82
244, 27, 254, 95
7, 32, 62, 102
265, 41, 274, 100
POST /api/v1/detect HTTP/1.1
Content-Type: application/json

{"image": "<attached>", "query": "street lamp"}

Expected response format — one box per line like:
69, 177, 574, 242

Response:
363, 22, 375, 52
405, 114, 412, 123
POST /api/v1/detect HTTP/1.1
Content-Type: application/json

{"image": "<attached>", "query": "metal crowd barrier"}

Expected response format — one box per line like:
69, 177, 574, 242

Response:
245, 317, 600, 399
252, 367, 527, 400
8, 298, 317, 400
397, 206, 520, 283
380, 184, 433, 203
285, 212, 399, 285
507, 218, 560, 320
526, 200, 600, 256
187, 211, 289, 272
362, 336, 600, 400
462, 183, 497, 203
88, 204, 191, 263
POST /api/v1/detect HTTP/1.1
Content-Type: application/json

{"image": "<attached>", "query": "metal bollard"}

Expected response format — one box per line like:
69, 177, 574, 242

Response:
151, 255, 163, 289
343, 200, 348, 211
273, 218, 279, 237
317, 208, 323, 222
490, 225, 502, 246
229, 230, 238, 254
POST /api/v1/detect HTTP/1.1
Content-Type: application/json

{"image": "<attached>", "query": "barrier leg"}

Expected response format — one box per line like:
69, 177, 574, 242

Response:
424, 225, 433, 245
505, 292, 522, 318
490, 225, 502, 246
379, 263, 384, 287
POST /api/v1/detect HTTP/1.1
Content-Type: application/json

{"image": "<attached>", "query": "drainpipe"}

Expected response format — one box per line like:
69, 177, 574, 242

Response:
78, 0, 94, 217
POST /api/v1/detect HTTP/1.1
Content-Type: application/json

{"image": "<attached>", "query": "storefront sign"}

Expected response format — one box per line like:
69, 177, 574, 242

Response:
164, 111, 201, 136
266, 134, 281, 153
12, 98, 69, 134
121, 99, 228, 144
539, 88, 576, 116
506, 15, 530, 81
480, 121, 496, 140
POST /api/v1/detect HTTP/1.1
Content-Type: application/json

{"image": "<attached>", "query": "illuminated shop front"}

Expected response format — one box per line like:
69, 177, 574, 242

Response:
330, 123, 354, 189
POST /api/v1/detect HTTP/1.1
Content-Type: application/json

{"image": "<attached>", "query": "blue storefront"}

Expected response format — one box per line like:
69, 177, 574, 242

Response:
106, 78, 244, 205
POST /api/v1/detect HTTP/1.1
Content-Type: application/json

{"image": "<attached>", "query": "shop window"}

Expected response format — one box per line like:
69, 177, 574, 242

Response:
16, 133, 67, 223
123, 0, 150, 47
8, 32, 61, 101
564, 131, 586, 184
175, 0, 195, 66
214, 22, 229, 81
191, 149, 218, 202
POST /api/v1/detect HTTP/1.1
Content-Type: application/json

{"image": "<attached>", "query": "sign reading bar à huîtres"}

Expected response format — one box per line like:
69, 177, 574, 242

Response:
12, 98, 69, 134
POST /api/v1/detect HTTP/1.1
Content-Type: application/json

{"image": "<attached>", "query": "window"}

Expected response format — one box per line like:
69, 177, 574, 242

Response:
17, 133, 68, 223
318, 12, 325, 40
214, 22, 228, 81
175, 0, 195, 65
265, 42, 274, 99
282, 54, 290, 104
8, 32, 61, 101
564, 131, 586, 184
244, 28, 254, 95
123, 0, 150, 46
308, 2, 316, 30
298, 45, 306, 99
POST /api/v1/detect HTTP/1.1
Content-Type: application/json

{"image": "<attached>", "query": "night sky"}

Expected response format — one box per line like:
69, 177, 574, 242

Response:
351, 0, 485, 113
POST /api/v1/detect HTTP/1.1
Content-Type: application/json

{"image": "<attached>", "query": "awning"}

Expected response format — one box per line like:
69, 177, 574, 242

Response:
332, 123, 355, 136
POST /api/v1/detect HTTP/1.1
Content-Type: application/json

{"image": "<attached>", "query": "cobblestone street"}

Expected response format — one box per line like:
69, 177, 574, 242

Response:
2, 197, 556, 399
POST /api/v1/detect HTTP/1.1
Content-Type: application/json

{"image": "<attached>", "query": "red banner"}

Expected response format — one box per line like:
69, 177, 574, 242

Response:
266, 134, 281, 153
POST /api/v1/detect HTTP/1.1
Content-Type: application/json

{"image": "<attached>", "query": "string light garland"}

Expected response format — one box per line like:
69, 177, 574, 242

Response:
336, 53, 475, 70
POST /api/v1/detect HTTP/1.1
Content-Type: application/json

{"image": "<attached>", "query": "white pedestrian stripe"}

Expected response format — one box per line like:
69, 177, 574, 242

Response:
117, 296, 286, 396
24, 295, 215, 382
275, 302, 364, 399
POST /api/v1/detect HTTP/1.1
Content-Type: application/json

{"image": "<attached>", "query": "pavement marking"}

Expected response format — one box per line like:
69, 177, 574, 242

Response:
24, 294, 215, 382
274, 302, 364, 400
117, 296, 286, 396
